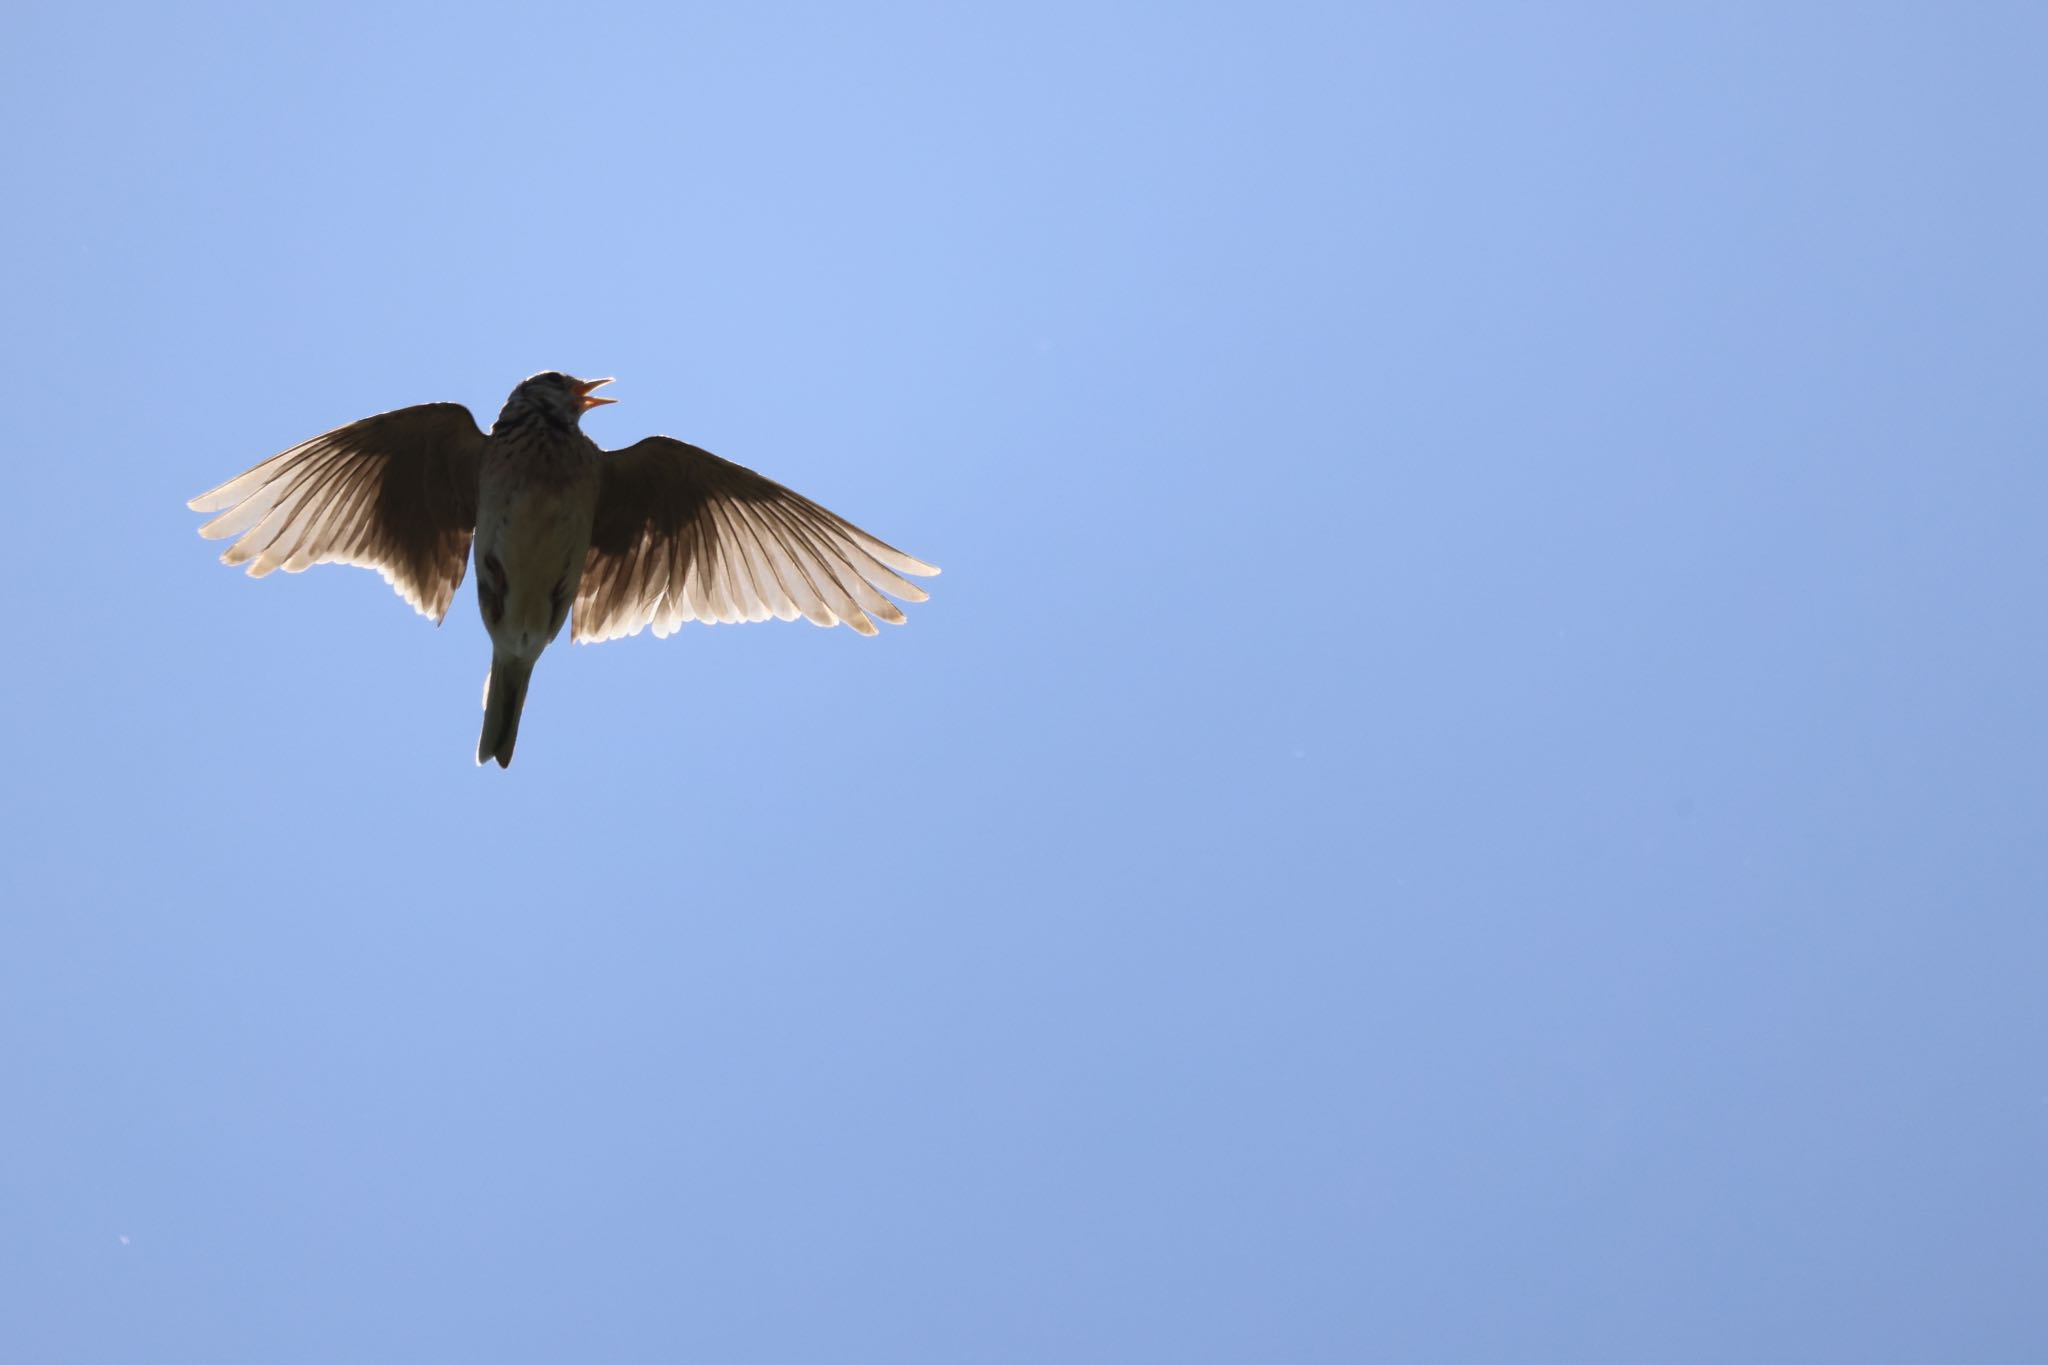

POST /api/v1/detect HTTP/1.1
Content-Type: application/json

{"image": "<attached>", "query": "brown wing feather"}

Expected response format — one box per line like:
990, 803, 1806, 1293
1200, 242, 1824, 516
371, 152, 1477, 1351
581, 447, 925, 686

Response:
573, 436, 939, 643
188, 402, 486, 622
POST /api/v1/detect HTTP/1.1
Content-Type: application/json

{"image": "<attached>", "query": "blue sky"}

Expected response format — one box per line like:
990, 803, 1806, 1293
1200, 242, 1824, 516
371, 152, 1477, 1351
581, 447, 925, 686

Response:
3, 2, 2045, 1360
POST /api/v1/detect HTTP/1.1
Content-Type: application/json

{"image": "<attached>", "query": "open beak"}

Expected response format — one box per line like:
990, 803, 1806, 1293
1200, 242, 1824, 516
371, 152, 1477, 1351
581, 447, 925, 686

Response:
572, 376, 617, 410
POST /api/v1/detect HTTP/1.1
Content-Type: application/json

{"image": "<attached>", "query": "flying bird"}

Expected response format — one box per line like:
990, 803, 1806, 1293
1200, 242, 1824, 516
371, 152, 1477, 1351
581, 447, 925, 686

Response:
188, 372, 939, 766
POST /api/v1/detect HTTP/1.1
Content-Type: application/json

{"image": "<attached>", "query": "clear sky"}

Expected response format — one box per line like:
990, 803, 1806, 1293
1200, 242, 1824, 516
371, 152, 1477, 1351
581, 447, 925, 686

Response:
3, 2, 2044, 1360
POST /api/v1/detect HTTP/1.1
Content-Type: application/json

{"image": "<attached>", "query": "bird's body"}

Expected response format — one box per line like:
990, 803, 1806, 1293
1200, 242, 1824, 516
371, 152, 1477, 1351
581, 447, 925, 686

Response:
472, 384, 604, 764
189, 372, 938, 767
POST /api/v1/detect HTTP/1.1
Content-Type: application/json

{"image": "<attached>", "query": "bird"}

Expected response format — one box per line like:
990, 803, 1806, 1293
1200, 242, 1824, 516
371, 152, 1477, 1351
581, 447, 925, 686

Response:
188, 372, 939, 767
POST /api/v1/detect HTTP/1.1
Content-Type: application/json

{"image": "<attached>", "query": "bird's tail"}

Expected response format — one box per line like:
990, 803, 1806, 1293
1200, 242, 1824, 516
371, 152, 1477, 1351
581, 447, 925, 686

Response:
478, 654, 536, 768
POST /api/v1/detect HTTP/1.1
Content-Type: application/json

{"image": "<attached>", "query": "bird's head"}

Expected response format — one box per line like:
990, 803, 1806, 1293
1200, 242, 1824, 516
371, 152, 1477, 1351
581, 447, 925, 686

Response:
506, 372, 616, 428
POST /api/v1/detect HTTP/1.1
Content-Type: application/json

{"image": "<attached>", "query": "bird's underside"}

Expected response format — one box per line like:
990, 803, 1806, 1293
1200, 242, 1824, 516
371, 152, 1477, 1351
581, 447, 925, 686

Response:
188, 374, 939, 766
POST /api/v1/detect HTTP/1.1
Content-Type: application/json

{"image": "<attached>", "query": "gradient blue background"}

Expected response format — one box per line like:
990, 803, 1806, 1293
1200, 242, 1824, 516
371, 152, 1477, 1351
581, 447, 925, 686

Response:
4, 3, 2045, 1360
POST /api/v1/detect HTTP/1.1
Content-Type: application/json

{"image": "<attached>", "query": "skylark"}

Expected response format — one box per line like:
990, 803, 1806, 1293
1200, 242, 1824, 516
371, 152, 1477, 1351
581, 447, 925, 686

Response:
189, 372, 938, 766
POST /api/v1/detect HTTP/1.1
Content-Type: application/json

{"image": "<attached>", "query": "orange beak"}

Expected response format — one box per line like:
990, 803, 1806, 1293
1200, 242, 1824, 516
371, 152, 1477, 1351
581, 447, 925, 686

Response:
572, 376, 617, 410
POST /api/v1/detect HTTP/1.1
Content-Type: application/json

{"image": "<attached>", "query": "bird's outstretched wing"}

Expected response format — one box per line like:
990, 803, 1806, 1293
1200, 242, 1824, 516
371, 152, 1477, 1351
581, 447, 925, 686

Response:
188, 403, 486, 623
574, 436, 939, 643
